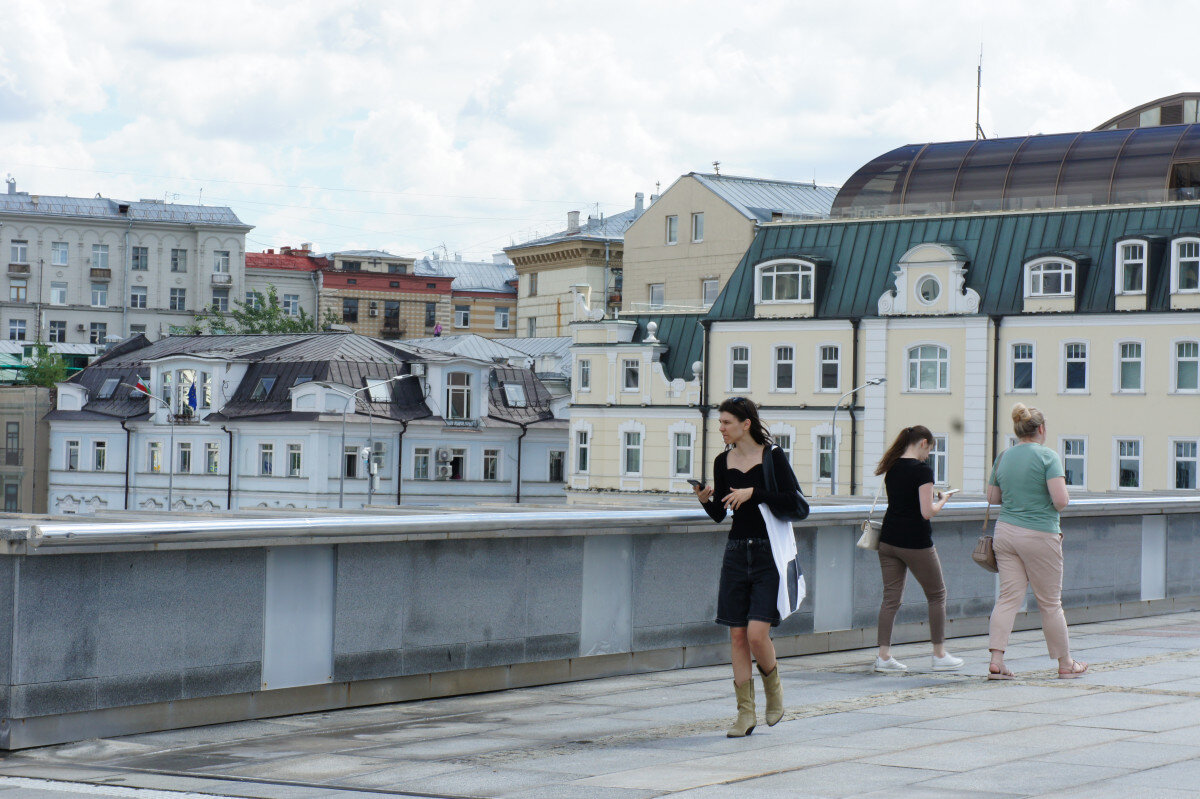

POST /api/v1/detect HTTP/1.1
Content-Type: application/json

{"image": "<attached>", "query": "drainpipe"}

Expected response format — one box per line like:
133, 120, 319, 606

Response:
990, 315, 1002, 464
395, 421, 407, 504
848, 318, 861, 495
699, 319, 712, 483
515, 423, 528, 503
222, 425, 234, 510
121, 419, 133, 510
122, 215, 133, 339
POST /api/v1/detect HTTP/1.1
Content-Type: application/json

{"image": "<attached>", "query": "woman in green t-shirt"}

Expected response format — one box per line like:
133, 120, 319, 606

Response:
986, 403, 1088, 680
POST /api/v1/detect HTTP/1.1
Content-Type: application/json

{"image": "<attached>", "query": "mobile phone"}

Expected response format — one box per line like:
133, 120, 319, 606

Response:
940, 488, 961, 497
686, 479, 704, 488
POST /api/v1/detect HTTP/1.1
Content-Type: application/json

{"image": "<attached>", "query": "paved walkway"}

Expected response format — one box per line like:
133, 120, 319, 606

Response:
3, 611, 1200, 799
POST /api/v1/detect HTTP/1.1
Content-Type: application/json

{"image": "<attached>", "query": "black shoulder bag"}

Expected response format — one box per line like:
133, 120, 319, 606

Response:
761, 445, 810, 522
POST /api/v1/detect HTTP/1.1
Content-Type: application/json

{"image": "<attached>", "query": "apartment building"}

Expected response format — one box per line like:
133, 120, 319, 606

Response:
413, 254, 517, 338
0, 385, 51, 513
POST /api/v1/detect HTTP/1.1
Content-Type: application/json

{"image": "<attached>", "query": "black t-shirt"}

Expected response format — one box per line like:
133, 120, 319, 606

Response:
703, 447, 800, 540
879, 458, 935, 549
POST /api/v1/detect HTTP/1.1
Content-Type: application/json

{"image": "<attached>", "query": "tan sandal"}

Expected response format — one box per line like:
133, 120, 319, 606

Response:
987, 663, 1016, 680
1058, 660, 1089, 679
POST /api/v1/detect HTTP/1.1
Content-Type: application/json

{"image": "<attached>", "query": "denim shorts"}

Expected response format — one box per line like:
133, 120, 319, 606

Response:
716, 538, 781, 627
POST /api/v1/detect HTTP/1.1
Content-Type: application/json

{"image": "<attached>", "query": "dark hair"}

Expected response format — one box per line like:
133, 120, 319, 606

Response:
874, 425, 935, 475
717, 397, 772, 447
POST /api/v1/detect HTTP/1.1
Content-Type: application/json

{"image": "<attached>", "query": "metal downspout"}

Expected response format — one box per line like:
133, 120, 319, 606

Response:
849, 318, 861, 495
120, 419, 132, 510
122, 216, 132, 338
222, 425, 234, 510
395, 421, 407, 505
699, 319, 712, 483
515, 423, 528, 503
990, 315, 1002, 464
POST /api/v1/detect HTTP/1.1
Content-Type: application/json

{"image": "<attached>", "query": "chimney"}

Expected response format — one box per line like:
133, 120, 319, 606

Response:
5, 176, 14, 194
281, 246, 292, 256
634, 192, 644, 214
567, 210, 581, 232
454, 252, 462, 261
650, 193, 660, 203
300, 242, 312, 252
267, 248, 275, 255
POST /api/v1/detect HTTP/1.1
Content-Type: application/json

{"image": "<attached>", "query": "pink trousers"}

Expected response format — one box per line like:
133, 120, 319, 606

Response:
987, 520, 1071, 660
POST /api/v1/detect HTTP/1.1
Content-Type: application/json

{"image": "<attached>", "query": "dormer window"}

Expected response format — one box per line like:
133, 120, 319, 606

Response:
366, 378, 392, 402
446, 372, 472, 419
1025, 259, 1075, 297
1116, 241, 1146, 295
1172, 237, 1200, 293
755, 260, 814, 304
503, 383, 527, 407
250, 376, 276, 401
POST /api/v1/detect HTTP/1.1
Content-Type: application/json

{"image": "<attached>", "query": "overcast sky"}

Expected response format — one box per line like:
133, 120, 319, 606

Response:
2, 1, 1194, 259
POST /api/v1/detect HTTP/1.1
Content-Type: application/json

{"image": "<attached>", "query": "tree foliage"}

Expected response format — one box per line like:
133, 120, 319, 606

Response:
18, 343, 68, 387
190, 285, 334, 334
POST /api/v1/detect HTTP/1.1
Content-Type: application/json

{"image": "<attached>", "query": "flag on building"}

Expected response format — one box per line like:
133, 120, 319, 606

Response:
134, 378, 149, 395
188, 381, 198, 411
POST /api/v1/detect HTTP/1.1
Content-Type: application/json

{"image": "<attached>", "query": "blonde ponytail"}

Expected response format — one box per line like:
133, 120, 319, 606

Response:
1012, 403, 1045, 439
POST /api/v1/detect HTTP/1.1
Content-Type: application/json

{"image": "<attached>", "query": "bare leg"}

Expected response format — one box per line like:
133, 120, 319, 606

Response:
747, 620, 776, 674
730, 627, 753, 685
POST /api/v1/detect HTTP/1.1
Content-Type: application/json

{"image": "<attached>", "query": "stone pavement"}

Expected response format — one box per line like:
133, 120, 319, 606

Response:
3, 612, 1200, 799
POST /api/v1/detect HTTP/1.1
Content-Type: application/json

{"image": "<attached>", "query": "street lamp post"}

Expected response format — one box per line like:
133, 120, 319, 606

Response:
829, 377, 886, 497
320, 375, 403, 509
121, 382, 174, 511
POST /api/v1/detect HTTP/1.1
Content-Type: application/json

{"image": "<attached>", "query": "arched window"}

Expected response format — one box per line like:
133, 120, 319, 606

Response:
755, 260, 815, 303
906, 345, 949, 391
1025, 258, 1075, 297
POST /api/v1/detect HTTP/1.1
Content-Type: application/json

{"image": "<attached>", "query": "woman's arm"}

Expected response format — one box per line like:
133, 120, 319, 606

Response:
758, 447, 801, 517
986, 484, 1002, 504
918, 482, 949, 520
703, 457, 729, 523
1047, 476, 1069, 511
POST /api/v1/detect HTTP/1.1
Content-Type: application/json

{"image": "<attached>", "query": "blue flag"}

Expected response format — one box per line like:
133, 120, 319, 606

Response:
188, 382, 198, 411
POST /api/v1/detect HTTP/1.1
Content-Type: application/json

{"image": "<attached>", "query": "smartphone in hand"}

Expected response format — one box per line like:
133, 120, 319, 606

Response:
937, 488, 961, 499
686, 479, 704, 488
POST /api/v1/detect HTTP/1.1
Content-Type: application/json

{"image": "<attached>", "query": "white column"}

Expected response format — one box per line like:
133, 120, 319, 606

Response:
861, 318, 890, 494
962, 317, 990, 492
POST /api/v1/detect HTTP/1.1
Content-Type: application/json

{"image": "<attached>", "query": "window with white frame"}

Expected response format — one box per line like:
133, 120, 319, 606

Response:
93, 441, 107, 472
907, 345, 949, 391
691, 212, 704, 243
413, 448, 430, 480
622, 359, 640, 391
454, 305, 470, 327
494, 307, 510, 330
89, 322, 107, 344
288, 443, 302, 476
1175, 340, 1199, 391
757, 261, 814, 303
665, 215, 678, 245
92, 244, 109, 269
130, 285, 147, 309
259, 443, 274, 476
1062, 438, 1086, 487
1026, 259, 1075, 297
343, 445, 359, 478
672, 431, 693, 477
649, 283, 664, 309
526, 316, 537, 337
282, 294, 300, 315
1174, 440, 1199, 489
91, 282, 108, 306
1117, 241, 1147, 294
372, 441, 385, 473
622, 430, 642, 475
817, 435, 834, 481
1011, 343, 1034, 391
205, 442, 220, 474
65, 440, 79, 471
575, 429, 590, 473
773, 346, 794, 391
702, 279, 719, 305
1172, 238, 1200, 292
483, 449, 500, 481
730, 346, 750, 391
774, 433, 793, 464
549, 450, 565, 482
1117, 341, 1143, 391
131, 246, 149, 271
178, 442, 192, 473
212, 288, 229, 312
930, 436, 947, 483
214, 250, 230, 273
9, 278, 26, 302
1064, 342, 1088, 391
7, 320, 25, 341
50, 282, 67, 305
446, 372, 472, 419
51, 241, 68, 266
170, 248, 187, 272
170, 287, 186, 311
819, 345, 840, 391
578, 359, 591, 392
1117, 439, 1141, 488
449, 448, 466, 480
148, 441, 162, 473
9, 240, 27, 263
48, 321, 66, 342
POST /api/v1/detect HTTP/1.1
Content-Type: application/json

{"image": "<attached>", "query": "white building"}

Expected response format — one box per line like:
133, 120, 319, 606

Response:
45, 333, 566, 513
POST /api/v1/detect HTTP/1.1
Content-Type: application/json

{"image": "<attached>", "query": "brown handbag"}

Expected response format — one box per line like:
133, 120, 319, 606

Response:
973, 454, 1002, 573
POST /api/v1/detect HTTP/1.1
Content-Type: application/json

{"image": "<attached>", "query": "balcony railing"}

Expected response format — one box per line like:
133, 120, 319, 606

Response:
7, 263, 30, 276
89, 267, 112, 280
211, 273, 233, 286
2, 448, 22, 466
444, 418, 481, 429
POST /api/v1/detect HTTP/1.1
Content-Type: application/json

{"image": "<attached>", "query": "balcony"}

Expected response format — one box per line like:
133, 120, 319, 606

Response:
7, 263, 30, 276
89, 267, 112, 281
211, 273, 233, 286
2, 448, 22, 467
443, 417, 481, 429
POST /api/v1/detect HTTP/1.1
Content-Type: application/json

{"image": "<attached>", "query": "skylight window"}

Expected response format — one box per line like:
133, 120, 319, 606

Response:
367, 379, 393, 402
97, 378, 119, 399
503, 383, 527, 407
250, 376, 276, 401
294, 375, 313, 385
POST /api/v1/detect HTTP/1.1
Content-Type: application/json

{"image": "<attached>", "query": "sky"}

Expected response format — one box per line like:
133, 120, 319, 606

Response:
1, 1, 1195, 260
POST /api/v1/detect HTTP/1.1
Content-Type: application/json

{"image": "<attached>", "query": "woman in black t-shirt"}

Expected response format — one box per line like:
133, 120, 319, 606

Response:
871, 425, 963, 674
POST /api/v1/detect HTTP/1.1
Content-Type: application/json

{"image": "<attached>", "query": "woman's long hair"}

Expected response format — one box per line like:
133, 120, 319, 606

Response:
717, 397, 772, 447
874, 425, 934, 475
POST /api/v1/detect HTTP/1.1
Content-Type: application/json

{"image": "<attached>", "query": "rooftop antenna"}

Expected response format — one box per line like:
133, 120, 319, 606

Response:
712, 160, 721, 175
975, 45, 986, 141
198, 187, 204, 204
655, 180, 661, 195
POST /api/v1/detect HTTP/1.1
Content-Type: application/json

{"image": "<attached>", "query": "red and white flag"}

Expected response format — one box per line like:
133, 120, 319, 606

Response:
134, 378, 149, 395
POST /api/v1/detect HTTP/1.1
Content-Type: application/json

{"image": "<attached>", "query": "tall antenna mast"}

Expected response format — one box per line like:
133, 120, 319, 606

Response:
975, 46, 986, 140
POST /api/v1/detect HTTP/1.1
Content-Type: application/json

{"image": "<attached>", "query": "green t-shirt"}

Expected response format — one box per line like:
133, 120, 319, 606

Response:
988, 443, 1065, 534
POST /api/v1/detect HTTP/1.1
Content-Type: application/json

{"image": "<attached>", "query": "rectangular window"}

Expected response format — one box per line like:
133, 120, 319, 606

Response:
148, 441, 162, 473
92, 244, 109, 269
342, 298, 358, 322
1063, 438, 1086, 487
283, 294, 300, 316
774, 346, 794, 391
92, 441, 107, 472
170, 288, 187, 310
10, 240, 28, 263
259, 443, 274, 476
549, 450, 565, 482
48, 320, 66, 342
820, 345, 840, 390
7, 320, 26, 341
908, 345, 949, 391
200, 371, 211, 409
575, 429, 590, 473
91, 282, 108, 306
178, 442, 191, 474
160, 370, 173, 407
449, 448, 465, 480
818, 435, 835, 480
413, 448, 430, 480
1118, 341, 1143, 391
775, 434, 793, 464
1176, 239, 1200, 291
1119, 242, 1146, 293
1029, 261, 1074, 296
1175, 341, 1199, 391
623, 431, 642, 474
244, 291, 260, 309
1011, 343, 1034, 391
89, 322, 107, 344
130, 285, 148, 308
65, 440, 79, 471
1064, 342, 1088, 391
206, 443, 220, 474
51, 241, 68, 266
371, 441, 385, 473
3, 483, 17, 512
1174, 440, 1199, 490
424, 302, 437, 327
446, 372, 472, 419
51, 282, 68, 305
170, 248, 187, 272
691, 212, 704, 243
214, 250, 230, 273
288, 443, 302, 477
930, 436, 947, 484
673, 432, 693, 477
5, 422, 17, 454
131, 246, 149, 270
130, 323, 146, 336
212, 288, 229, 312
702, 278, 719, 305
483, 449, 500, 481
526, 316, 537, 337
579, 359, 591, 391
1117, 439, 1141, 488
665, 215, 679, 244
494, 307, 510, 330
527, 272, 538, 297
730, 346, 750, 390
622, 359, 640, 391
649, 284, 664, 309
9, 278, 26, 302
454, 304, 470, 327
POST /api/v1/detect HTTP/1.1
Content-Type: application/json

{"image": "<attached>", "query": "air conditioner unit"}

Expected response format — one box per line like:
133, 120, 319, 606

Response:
410, 363, 426, 377
435, 447, 452, 462
436, 464, 453, 480
369, 309, 378, 317
76, 323, 86, 331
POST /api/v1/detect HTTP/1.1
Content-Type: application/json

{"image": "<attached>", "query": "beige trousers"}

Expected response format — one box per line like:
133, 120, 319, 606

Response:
987, 520, 1070, 659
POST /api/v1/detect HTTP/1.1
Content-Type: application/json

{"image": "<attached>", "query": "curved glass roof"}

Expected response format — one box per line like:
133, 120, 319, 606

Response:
832, 124, 1200, 217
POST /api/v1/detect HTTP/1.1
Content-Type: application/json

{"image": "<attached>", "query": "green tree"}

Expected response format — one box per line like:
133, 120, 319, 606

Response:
18, 343, 68, 387
191, 285, 330, 334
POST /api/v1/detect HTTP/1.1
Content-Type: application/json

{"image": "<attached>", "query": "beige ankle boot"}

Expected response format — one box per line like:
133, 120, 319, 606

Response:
727, 678, 757, 737
759, 664, 784, 726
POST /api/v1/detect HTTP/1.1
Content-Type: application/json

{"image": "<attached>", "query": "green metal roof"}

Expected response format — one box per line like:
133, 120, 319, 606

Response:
708, 202, 1200, 320
621, 313, 705, 381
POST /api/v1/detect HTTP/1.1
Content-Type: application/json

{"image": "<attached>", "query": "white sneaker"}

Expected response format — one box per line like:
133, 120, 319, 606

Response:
932, 653, 964, 671
874, 656, 908, 673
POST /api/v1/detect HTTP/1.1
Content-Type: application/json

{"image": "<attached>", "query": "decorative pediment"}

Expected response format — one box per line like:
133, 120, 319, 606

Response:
878, 243, 980, 316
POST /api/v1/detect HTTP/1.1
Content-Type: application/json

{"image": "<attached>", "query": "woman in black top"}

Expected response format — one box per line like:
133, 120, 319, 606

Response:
872, 425, 962, 673
693, 397, 801, 737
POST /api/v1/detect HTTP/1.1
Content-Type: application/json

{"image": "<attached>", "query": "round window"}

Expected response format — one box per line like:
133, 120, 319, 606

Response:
917, 275, 941, 304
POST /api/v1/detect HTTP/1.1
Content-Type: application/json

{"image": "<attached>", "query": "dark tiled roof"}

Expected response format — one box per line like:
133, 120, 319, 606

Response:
619, 313, 705, 382
708, 203, 1200, 320
487, 366, 556, 426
